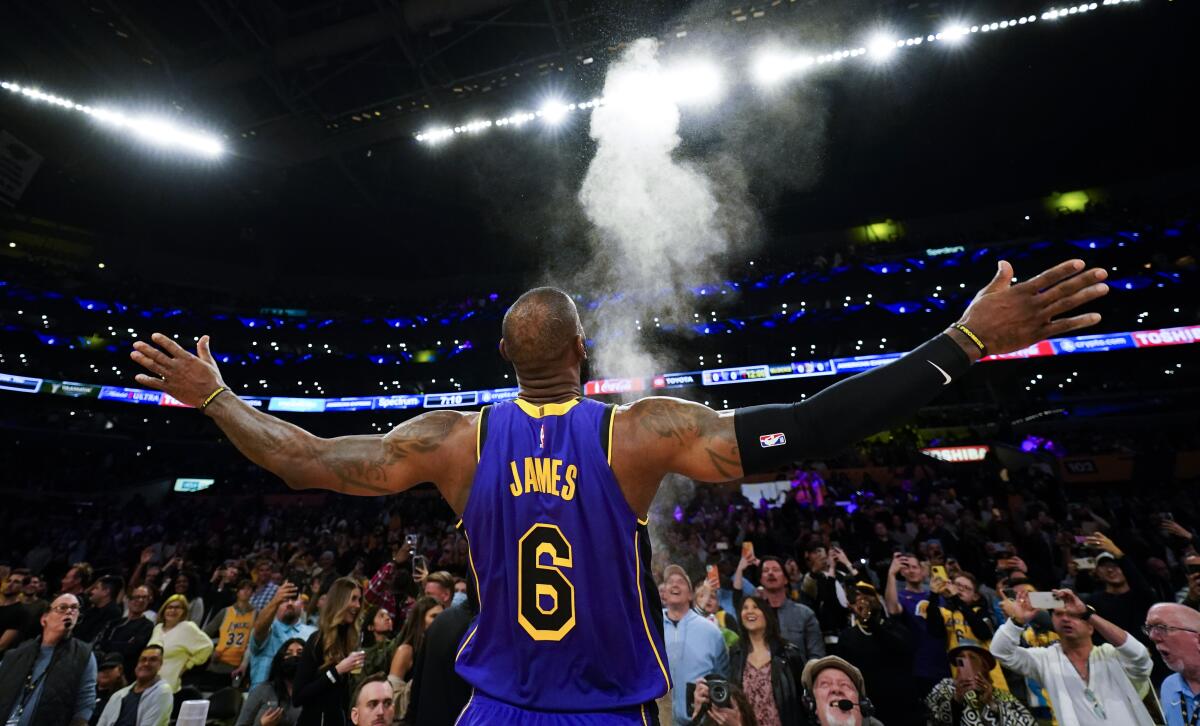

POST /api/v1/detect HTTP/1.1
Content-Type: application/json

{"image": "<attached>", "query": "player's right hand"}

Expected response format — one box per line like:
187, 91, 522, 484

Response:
130, 333, 227, 409
954, 259, 1108, 356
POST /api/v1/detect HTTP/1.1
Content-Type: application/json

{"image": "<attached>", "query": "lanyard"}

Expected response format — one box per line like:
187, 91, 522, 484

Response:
6, 659, 53, 726
1181, 693, 1200, 726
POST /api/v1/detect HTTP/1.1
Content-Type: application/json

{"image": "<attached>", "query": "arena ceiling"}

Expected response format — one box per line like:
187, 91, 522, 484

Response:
0, 0, 1197, 285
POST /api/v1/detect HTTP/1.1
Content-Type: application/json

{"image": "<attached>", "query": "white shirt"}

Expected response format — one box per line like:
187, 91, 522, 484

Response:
1056, 650, 1142, 725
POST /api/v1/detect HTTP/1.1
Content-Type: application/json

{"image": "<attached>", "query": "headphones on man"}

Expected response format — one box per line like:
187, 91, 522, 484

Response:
801, 687, 876, 720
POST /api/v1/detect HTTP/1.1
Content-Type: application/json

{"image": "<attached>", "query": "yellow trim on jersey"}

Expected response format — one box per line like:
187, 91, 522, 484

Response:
606, 406, 616, 467
638, 517, 649, 526
640, 704, 649, 726
454, 518, 463, 530
634, 529, 671, 692
514, 398, 580, 418
455, 527, 483, 663
475, 407, 483, 462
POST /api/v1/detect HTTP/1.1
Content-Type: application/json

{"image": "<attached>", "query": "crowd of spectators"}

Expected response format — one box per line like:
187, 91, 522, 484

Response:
0, 436, 1198, 725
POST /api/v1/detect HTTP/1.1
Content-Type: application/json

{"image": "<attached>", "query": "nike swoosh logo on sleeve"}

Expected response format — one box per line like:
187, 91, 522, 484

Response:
928, 361, 952, 385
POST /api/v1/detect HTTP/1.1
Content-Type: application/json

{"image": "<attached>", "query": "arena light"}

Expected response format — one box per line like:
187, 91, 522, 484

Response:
401, 0, 1140, 144
0, 81, 224, 158
538, 99, 571, 125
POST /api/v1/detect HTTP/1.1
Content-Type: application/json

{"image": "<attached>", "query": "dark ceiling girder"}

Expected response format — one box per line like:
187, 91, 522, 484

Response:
188, 0, 522, 90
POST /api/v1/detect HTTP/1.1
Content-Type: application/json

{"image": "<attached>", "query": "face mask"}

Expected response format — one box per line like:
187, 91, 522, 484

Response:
451, 591, 467, 607
280, 655, 300, 679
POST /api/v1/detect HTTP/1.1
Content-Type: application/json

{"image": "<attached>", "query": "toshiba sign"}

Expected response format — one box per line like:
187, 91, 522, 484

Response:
921, 445, 990, 463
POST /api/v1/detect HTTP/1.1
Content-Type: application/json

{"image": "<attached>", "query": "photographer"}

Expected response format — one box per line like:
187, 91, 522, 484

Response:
690, 677, 758, 726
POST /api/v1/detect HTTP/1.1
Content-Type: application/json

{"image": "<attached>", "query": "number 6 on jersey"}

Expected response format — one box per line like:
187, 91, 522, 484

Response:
517, 523, 576, 641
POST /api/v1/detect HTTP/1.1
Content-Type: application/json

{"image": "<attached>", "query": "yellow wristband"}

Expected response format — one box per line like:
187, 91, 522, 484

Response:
201, 386, 228, 409
952, 323, 987, 354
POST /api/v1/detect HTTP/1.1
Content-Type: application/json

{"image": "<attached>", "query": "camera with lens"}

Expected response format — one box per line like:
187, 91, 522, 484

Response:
705, 677, 731, 708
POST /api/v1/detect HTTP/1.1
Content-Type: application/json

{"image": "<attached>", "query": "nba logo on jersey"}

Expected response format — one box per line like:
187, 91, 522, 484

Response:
759, 432, 787, 448
539, 424, 545, 450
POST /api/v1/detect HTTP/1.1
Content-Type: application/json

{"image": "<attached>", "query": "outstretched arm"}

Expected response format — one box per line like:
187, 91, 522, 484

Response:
130, 333, 475, 502
616, 258, 1107, 508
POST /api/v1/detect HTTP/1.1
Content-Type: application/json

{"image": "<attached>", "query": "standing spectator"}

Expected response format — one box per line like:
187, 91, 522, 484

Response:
159, 572, 204, 626
991, 588, 1155, 725
0, 593, 98, 726
727, 595, 804, 726
746, 557, 824, 661
250, 560, 281, 612
1177, 554, 1200, 610
363, 541, 415, 622
1145, 602, 1200, 726
1084, 534, 1158, 650
247, 582, 315, 688
800, 656, 885, 726
384, 597, 441, 716
924, 642, 1035, 725
800, 545, 857, 648
662, 565, 728, 725
95, 586, 154, 676
20, 575, 48, 626
692, 582, 739, 649
237, 638, 305, 726
61, 564, 94, 600
90, 654, 126, 726
75, 576, 124, 644
837, 583, 919, 726
203, 561, 244, 626
94, 645, 172, 726
293, 578, 365, 725
406, 595, 477, 726
204, 579, 256, 685
924, 572, 1008, 694
885, 552, 950, 695
349, 675, 394, 726
147, 594, 213, 692
0, 572, 31, 656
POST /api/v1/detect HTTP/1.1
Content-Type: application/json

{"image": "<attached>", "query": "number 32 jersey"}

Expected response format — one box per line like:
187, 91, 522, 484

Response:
454, 397, 672, 711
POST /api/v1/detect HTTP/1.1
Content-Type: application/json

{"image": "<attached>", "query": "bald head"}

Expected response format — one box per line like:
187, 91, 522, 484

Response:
501, 288, 584, 370
1146, 602, 1200, 676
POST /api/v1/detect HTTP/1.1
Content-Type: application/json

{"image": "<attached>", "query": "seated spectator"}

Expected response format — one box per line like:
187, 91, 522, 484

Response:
95, 586, 154, 676
0, 572, 31, 657
991, 588, 1155, 724
349, 674, 393, 726
1144, 602, 1200, 726
94, 645, 172, 726
148, 594, 213, 692
19, 574, 48, 631
663, 564, 729, 725
90, 653, 127, 726
837, 582, 919, 726
355, 603, 395, 691
690, 678, 758, 726
236, 637, 305, 726
247, 583, 316, 688
0, 593, 98, 725
76, 576, 125, 644
158, 570, 205, 626
800, 656, 884, 726
294, 578, 365, 725
385, 597, 441, 717
421, 572, 455, 609
1176, 554, 1200, 610
61, 563, 95, 601
727, 595, 804, 726
924, 641, 1035, 725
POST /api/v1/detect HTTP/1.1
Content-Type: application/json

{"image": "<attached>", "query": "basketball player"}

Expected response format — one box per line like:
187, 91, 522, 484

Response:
130, 258, 1108, 723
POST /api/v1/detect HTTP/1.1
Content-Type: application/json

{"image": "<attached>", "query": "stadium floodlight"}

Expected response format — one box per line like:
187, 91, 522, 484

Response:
664, 61, 724, 105
867, 34, 900, 62
940, 23, 971, 43
538, 99, 571, 125
751, 50, 814, 87
1, 81, 224, 158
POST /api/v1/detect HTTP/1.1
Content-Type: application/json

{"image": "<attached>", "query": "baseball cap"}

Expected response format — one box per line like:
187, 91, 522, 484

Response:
662, 564, 693, 592
98, 652, 125, 670
801, 656, 866, 697
1095, 552, 1118, 565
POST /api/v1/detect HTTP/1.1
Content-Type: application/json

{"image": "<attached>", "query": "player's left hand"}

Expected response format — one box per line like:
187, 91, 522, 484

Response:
130, 333, 227, 409
953, 259, 1108, 357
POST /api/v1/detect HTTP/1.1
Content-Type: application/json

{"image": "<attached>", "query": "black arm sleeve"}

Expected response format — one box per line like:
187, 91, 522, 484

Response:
734, 333, 972, 475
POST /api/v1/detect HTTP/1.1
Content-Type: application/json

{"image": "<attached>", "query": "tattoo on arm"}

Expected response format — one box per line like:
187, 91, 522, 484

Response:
308, 411, 461, 495
636, 399, 741, 479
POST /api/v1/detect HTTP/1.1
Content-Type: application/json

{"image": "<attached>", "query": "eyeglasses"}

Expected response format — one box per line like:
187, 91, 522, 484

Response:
1143, 623, 1200, 638
50, 604, 81, 614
